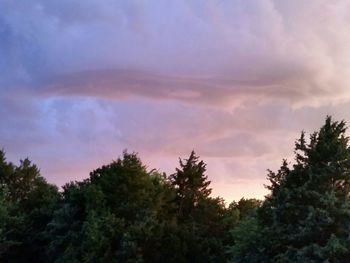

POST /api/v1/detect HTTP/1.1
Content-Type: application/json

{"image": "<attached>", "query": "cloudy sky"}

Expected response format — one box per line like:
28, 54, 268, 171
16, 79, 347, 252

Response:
2, 0, 350, 202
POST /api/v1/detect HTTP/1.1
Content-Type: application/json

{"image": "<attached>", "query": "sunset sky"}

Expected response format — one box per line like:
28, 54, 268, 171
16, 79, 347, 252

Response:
2, 0, 350, 202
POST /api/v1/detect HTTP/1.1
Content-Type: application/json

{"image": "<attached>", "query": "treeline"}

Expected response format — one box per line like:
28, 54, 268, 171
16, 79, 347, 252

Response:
1, 116, 350, 262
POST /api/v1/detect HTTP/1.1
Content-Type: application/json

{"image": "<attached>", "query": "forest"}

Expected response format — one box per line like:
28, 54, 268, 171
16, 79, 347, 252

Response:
1, 116, 350, 263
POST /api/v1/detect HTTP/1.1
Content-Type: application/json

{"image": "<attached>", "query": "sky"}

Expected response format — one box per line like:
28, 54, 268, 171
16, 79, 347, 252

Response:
2, 0, 350, 203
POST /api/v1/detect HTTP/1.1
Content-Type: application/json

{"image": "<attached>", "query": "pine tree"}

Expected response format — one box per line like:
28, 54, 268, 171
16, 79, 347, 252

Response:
169, 151, 231, 262
169, 150, 212, 220
260, 116, 350, 262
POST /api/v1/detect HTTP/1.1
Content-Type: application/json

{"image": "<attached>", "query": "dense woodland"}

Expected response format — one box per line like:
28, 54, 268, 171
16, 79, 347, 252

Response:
2, 116, 350, 262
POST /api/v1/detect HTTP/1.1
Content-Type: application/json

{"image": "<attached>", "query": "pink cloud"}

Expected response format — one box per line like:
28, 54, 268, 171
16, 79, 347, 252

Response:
2, 0, 350, 202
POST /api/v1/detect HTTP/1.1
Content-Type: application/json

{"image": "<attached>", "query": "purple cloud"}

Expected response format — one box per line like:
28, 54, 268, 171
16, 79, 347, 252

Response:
2, 0, 350, 202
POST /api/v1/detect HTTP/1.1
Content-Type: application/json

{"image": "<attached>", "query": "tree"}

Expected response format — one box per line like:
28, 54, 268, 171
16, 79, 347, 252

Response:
169, 150, 212, 220
258, 116, 350, 262
48, 151, 177, 263
226, 198, 264, 263
228, 216, 269, 263
0, 150, 59, 262
169, 151, 231, 262
229, 198, 262, 221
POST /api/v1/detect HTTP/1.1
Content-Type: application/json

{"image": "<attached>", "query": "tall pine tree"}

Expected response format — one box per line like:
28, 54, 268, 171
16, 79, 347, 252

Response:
169, 151, 229, 262
169, 150, 211, 220
259, 116, 350, 262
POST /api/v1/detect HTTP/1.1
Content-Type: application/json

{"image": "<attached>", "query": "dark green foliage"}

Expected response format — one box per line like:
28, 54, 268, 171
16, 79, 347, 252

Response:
3, 116, 350, 262
229, 116, 350, 262
229, 198, 262, 220
169, 151, 232, 262
48, 151, 178, 262
0, 150, 60, 262
226, 198, 265, 263
228, 216, 269, 263
169, 150, 212, 221
264, 117, 350, 262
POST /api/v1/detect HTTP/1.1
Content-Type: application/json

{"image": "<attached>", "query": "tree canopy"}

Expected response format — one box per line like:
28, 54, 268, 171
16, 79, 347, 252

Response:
2, 116, 350, 262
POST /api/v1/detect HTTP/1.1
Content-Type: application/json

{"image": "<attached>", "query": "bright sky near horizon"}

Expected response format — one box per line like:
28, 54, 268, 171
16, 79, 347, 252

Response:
2, 0, 350, 203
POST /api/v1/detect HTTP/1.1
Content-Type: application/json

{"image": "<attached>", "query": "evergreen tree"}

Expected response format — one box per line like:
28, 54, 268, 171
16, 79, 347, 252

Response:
169, 150, 211, 220
169, 151, 231, 262
259, 116, 350, 262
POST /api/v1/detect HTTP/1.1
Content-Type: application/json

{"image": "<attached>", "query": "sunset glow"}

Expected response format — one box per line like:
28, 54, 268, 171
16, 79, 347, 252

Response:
2, 1, 350, 203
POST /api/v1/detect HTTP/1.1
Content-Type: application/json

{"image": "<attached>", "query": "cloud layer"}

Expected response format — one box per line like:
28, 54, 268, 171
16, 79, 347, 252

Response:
2, 0, 350, 201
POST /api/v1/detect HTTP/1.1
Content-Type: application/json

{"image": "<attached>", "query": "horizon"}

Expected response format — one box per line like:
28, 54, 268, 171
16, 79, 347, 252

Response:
2, 1, 350, 203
